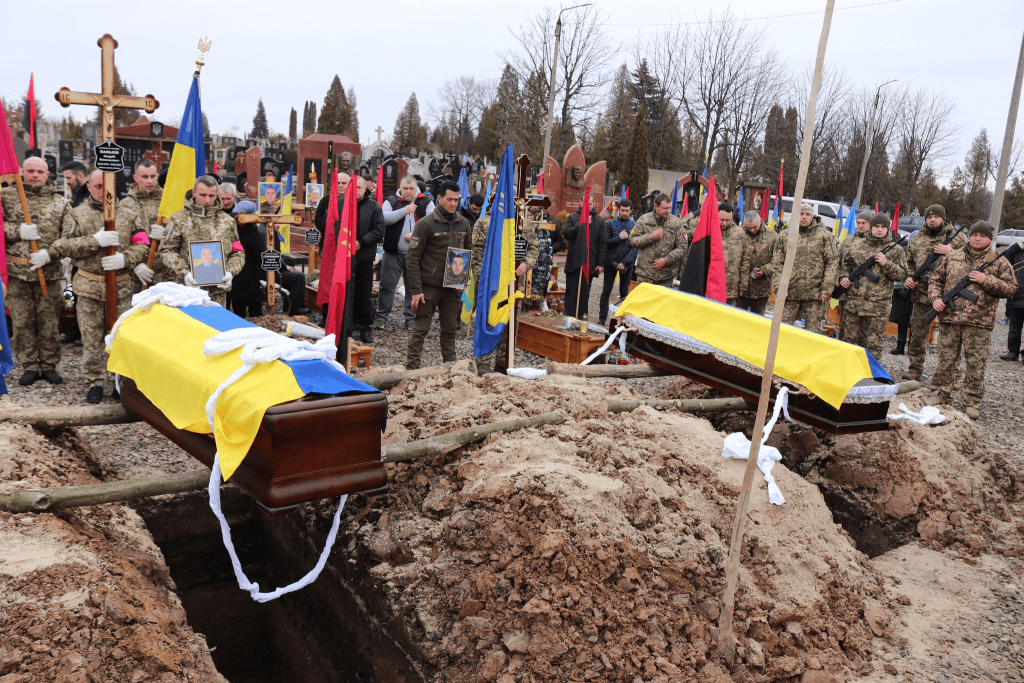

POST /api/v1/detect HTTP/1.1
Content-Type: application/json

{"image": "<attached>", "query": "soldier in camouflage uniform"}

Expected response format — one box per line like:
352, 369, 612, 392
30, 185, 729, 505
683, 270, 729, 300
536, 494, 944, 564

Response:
835, 210, 874, 339
1, 157, 75, 385
158, 176, 245, 308
835, 213, 907, 359
901, 204, 968, 381
630, 194, 688, 287
735, 211, 778, 314
470, 207, 539, 374
721, 203, 749, 306
764, 203, 839, 332
47, 171, 150, 403
926, 221, 1017, 419
116, 159, 165, 290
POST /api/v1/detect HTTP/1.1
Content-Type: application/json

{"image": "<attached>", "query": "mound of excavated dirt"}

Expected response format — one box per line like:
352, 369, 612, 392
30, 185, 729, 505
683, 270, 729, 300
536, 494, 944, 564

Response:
329, 369, 902, 682
0, 423, 225, 683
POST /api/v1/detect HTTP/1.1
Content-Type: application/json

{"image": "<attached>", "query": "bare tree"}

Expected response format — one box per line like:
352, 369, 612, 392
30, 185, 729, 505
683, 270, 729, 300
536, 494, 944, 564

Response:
428, 76, 493, 132
891, 87, 960, 205
502, 4, 611, 158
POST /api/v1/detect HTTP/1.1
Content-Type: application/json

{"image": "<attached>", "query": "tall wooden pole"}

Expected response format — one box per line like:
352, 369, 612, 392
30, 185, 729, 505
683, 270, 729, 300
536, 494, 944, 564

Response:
716, 0, 836, 665
11, 174, 49, 295
990, 27, 1024, 230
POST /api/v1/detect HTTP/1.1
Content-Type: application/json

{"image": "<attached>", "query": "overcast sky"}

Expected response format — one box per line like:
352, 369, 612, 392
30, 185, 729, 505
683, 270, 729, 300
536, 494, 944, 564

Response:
2, 0, 1022, 180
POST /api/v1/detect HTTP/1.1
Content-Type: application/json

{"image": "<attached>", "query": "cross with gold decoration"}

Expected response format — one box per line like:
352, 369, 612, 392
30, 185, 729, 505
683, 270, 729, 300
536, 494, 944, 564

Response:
56, 34, 159, 328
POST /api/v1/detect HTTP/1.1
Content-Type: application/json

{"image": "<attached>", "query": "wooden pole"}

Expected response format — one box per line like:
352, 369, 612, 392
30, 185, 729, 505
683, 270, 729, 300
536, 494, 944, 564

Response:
601, 397, 751, 414
142, 216, 168, 290
574, 268, 583, 319
0, 403, 141, 429
507, 281, 516, 369
989, 27, 1024, 230
11, 174, 49, 296
716, 0, 836, 664
546, 362, 668, 378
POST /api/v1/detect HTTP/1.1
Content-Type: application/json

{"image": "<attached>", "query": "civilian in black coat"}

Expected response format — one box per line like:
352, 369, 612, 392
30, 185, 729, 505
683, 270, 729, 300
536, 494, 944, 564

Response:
562, 195, 607, 319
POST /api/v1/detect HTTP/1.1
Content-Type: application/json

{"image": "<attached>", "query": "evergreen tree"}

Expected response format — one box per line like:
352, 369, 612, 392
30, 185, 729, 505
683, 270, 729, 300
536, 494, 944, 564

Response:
347, 86, 359, 141
631, 60, 681, 169
289, 107, 297, 141
201, 112, 210, 138
92, 67, 138, 128
393, 93, 426, 152
318, 76, 350, 135
475, 103, 502, 160
251, 98, 269, 139
962, 129, 993, 222
304, 101, 317, 137
591, 65, 634, 176
621, 103, 650, 214
1001, 171, 1024, 229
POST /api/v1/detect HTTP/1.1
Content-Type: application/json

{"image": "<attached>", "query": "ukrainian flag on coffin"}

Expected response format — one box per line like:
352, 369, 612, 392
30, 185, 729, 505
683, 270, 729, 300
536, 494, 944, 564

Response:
106, 303, 380, 480
614, 284, 892, 409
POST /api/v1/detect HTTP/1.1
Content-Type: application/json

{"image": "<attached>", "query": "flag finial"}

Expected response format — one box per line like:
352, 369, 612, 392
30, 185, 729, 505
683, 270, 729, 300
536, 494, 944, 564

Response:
196, 37, 212, 70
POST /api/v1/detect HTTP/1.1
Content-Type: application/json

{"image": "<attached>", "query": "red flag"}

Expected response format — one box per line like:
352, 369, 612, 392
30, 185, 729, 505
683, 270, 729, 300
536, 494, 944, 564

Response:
537, 172, 544, 194
580, 185, 591, 279
375, 164, 383, 204
325, 172, 359, 337
760, 189, 770, 223
678, 177, 726, 302
316, 168, 340, 307
0, 98, 21, 285
775, 161, 784, 212
681, 193, 689, 219
874, 201, 879, 212
26, 74, 36, 149
891, 201, 900, 233
625, 187, 629, 199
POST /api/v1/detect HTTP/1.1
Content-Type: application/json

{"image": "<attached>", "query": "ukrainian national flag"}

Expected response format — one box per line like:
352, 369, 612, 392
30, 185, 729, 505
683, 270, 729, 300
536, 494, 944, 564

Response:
107, 300, 380, 480
839, 198, 857, 241
158, 71, 206, 219
0, 283, 13, 396
280, 166, 293, 253
768, 200, 780, 231
473, 145, 521, 357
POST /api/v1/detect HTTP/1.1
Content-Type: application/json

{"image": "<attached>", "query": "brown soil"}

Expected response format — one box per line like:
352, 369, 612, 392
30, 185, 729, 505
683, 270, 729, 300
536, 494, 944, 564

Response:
0, 423, 225, 683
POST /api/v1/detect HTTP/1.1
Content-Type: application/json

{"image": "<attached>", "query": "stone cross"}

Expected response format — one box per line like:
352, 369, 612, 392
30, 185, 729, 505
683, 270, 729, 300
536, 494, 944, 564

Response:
375, 126, 384, 145
56, 34, 159, 327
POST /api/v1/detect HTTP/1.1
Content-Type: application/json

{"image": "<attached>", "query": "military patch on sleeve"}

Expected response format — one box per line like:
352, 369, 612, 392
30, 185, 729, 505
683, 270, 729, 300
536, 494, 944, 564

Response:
409, 235, 420, 250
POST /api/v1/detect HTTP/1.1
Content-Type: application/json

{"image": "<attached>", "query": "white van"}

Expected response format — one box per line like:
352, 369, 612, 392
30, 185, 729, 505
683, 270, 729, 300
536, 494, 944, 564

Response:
775, 196, 856, 228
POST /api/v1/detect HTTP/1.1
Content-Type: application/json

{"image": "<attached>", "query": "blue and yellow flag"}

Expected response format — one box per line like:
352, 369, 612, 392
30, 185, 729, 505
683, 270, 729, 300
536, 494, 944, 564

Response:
839, 198, 857, 241
158, 71, 206, 219
473, 145, 521, 356
280, 166, 293, 253
833, 196, 845, 237
0, 281, 13, 396
768, 200, 780, 230
107, 301, 380, 480
457, 167, 470, 209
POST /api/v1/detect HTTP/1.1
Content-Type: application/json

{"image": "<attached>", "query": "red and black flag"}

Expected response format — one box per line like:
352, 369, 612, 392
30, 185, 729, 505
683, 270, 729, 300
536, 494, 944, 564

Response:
24, 74, 36, 148
678, 177, 726, 303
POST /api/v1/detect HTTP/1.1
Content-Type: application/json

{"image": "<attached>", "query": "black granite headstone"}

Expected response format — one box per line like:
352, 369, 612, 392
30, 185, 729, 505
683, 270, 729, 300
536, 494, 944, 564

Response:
381, 158, 400, 199
58, 140, 74, 170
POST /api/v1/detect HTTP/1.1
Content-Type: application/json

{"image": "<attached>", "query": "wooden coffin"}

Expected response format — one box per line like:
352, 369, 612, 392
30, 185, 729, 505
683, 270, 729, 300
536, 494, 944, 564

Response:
517, 315, 606, 365
624, 332, 891, 435
120, 378, 389, 514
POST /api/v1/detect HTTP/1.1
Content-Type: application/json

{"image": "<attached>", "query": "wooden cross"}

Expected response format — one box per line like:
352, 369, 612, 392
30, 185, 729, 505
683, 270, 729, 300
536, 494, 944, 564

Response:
56, 34, 159, 328
237, 211, 303, 309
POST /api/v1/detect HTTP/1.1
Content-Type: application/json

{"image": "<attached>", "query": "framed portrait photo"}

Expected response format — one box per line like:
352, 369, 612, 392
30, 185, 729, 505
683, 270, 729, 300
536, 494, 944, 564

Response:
188, 240, 226, 287
305, 183, 324, 209
443, 247, 471, 290
259, 182, 283, 215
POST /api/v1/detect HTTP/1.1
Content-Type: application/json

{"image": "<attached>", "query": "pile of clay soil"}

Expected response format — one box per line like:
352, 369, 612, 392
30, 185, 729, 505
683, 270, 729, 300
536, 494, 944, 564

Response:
306, 368, 912, 682
0, 422, 225, 683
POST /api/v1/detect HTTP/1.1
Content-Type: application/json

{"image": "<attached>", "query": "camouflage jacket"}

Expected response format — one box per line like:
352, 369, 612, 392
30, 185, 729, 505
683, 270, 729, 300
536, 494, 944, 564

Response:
159, 195, 245, 283
905, 222, 968, 305
117, 184, 167, 283
470, 214, 539, 295
721, 223, 747, 298
737, 226, 779, 299
629, 212, 688, 283
765, 217, 839, 300
1, 180, 74, 282
838, 233, 908, 316
927, 247, 1018, 329
50, 198, 148, 300
406, 205, 473, 294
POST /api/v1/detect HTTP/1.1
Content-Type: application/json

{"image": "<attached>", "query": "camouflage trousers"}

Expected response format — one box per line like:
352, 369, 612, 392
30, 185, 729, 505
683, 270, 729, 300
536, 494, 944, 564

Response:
780, 298, 825, 333
7, 277, 62, 371
841, 311, 889, 360
728, 296, 769, 315
932, 324, 992, 408
77, 292, 132, 386
406, 285, 462, 370
907, 301, 935, 377
475, 299, 522, 372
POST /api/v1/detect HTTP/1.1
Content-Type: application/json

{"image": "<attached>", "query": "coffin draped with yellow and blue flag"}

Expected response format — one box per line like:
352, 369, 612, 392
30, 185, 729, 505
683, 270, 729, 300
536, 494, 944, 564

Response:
614, 284, 898, 434
107, 300, 388, 511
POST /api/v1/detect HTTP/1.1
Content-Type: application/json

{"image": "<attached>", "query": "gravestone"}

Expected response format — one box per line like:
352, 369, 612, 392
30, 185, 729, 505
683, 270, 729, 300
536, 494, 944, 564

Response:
380, 158, 400, 199
240, 147, 262, 200
246, 138, 257, 148
44, 154, 58, 181
265, 147, 284, 163
473, 159, 484, 174
82, 123, 98, 144
58, 140, 74, 169
679, 173, 706, 216
222, 136, 237, 147
261, 157, 282, 180
428, 158, 440, 178
82, 139, 95, 163
542, 144, 606, 218
429, 174, 453, 200
641, 191, 658, 216
463, 162, 472, 178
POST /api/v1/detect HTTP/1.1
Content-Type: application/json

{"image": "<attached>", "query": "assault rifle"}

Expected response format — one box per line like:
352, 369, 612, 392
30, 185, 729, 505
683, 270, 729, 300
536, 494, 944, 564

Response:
922, 242, 1023, 324
831, 235, 908, 300
897, 224, 968, 297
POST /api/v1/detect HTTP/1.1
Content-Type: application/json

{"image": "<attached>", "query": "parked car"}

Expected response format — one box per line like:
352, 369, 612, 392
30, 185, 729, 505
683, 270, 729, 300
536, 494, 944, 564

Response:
996, 228, 1024, 248
774, 197, 855, 227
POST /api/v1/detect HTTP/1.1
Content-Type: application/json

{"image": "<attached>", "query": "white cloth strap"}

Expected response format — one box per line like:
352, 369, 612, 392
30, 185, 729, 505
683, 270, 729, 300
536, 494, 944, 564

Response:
580, 324, 629, 365
887, 402, 944, 425
721, 387, 791, 506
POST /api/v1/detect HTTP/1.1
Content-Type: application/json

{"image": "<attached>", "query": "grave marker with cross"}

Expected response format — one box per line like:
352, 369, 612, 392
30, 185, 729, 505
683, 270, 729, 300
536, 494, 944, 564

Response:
56, 34, 159, 327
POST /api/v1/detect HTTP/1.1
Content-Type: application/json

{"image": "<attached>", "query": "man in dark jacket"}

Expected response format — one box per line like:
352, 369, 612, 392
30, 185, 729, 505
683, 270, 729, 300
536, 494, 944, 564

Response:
563, 194, 607, 320
405, 180, 473, 369
458, 193, 484, 228
999, 243, 1024, 362
60, 161, 90, 208
599, 199, 636, 324
377, 175, 434, 329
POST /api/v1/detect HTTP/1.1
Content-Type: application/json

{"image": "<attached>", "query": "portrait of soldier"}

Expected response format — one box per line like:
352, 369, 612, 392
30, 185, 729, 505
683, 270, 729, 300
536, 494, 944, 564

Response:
444, 250, 470, 289
305, 183, 323, 208
566, 164, 585, 189
191, 244, 224, 285
259, 183, 282, 215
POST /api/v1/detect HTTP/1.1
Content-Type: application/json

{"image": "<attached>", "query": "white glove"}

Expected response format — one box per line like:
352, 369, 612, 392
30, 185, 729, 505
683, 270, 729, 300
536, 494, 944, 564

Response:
101, 253, 125, 271
93, 229, 120, 248
29, 250, 51, 270
20, 223, 40, 241
150, 224, 166, 240
183, 271, 198, 287
134, 263, 154, 284
216, 271, 233, 291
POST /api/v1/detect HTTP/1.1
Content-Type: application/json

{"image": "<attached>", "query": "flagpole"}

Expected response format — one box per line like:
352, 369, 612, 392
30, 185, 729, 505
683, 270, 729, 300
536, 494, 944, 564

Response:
11, 174, 49, 295
716, 0, 836, 664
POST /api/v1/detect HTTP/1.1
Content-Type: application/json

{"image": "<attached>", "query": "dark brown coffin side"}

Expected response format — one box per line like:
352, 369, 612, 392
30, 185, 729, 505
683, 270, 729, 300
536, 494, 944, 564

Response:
625, 333, 891, 435
119, 378, 389, 512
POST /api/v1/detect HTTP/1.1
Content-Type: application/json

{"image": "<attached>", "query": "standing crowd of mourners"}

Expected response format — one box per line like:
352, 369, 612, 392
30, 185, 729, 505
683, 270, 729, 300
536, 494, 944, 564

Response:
4, 155, 1021, 419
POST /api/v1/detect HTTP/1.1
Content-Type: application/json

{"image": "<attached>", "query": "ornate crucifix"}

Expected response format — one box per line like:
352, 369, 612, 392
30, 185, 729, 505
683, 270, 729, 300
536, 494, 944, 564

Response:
56, 34, 159, 328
